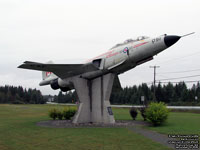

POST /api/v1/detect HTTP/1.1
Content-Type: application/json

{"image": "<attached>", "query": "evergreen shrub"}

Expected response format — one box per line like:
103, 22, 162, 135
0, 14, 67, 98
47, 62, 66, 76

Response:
57, 110, 63, 120
63, 108, 76, 120
145, 102, 169, 126
49, 108, 58, 120
139, 107, 147, 121
129, 107, 138, 120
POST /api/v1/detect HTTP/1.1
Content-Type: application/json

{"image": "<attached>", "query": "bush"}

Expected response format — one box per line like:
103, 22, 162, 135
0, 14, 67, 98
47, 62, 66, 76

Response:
49, 108, 58, 120
48, 107, 76, 120
145, 102, 169, 126
129, 107, 138, 120
139, 107, 147, 121
63, 108, 76, 120
57, 110, 63, 120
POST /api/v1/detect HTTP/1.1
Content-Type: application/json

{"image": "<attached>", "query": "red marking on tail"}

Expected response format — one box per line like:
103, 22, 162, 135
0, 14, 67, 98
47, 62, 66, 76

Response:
46, 72, 52, 77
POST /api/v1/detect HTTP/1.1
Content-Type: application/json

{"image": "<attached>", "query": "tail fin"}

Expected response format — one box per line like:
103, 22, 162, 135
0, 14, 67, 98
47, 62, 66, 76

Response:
42, 61, 54, 80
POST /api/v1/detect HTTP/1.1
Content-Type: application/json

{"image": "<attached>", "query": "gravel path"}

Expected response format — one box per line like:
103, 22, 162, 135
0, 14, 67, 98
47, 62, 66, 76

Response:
36, 120, 144, 128
130, 122, 199, 150
128, 124, 174, 149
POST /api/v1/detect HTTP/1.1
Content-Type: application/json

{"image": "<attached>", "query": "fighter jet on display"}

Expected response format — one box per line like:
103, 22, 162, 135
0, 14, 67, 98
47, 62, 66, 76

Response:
18, 33, 193, 92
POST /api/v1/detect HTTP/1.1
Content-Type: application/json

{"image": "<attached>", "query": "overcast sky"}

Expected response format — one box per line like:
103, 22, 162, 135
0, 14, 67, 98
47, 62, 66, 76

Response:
0, 0, 199, 95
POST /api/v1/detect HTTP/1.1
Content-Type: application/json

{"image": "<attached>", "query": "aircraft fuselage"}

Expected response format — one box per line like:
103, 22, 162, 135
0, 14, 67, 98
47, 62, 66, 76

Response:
80, 34, 167, 79
54, 34, 180, 90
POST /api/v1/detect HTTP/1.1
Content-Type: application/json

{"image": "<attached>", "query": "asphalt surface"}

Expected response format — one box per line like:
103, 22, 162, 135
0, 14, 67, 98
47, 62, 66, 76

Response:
46, 102, 200, 110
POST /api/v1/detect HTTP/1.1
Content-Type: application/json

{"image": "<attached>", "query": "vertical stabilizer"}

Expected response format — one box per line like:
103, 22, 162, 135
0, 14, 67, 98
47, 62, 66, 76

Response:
42, 61, 54, 80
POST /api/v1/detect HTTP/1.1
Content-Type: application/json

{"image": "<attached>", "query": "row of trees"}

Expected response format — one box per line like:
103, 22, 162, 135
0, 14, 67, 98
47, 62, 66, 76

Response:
0, 85, 46, 104
55, 82, 200, 106
53, 91, 77, 103
110, 82, 200, 105
1, 81, 200, 105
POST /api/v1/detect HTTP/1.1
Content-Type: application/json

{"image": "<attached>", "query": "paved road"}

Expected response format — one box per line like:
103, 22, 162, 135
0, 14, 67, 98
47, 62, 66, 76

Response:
46, 102, 200, 110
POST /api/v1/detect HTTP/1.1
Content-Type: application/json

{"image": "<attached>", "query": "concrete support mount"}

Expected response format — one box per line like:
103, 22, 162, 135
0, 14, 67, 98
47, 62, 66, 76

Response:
72, 73, 115, 124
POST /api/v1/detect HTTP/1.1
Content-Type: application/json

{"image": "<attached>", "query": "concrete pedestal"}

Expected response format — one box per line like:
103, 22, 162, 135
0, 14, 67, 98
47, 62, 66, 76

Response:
72, 73, 115, 124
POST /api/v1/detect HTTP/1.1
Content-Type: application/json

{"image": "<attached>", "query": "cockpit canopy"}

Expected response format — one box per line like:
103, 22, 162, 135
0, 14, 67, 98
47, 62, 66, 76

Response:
137, 36, 149, 41
110, 36, 150, 50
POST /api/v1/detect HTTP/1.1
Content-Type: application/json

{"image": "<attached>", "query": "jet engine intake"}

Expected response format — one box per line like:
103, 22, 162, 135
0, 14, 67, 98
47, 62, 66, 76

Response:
92, 59, 101, 68
92, 58, 104, 70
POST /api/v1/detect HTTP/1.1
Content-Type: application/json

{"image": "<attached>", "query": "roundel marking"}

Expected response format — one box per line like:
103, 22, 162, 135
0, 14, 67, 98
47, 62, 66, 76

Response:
123, 47, 129, 53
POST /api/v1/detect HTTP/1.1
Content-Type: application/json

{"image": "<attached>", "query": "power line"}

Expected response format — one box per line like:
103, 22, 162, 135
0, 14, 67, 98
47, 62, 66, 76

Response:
157, 74, 171, 78
157, 50, 200, 65
158, 68, 200, 74
157, 74, 200, 81
157, 80, 200, 84
145, 80, 200, 85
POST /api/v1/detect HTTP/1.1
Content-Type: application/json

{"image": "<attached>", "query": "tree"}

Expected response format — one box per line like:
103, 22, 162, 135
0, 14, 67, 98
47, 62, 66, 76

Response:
0, 85, 46, 104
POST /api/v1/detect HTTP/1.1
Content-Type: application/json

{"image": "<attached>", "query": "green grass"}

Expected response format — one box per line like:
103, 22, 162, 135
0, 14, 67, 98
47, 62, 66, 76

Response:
113, 107, 200, 135
1, 105, 199, 150
0, 104, 171, 150
146, 112, 200, 135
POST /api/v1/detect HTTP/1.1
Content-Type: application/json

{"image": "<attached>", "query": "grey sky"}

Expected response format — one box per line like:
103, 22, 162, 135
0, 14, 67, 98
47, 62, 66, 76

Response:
0, 0, 199, 95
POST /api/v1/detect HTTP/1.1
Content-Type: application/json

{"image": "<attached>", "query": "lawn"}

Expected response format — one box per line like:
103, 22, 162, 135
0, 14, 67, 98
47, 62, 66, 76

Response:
113, 107, 200, 134
0, 104, 199, 150
146, 112, 200, 135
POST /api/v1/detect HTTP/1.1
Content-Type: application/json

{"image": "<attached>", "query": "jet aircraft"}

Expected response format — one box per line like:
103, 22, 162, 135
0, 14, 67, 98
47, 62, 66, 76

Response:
18, 33, 193, 92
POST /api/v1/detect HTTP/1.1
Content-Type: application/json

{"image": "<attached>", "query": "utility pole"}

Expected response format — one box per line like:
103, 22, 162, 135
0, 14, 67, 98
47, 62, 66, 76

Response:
150, 66, 160, 101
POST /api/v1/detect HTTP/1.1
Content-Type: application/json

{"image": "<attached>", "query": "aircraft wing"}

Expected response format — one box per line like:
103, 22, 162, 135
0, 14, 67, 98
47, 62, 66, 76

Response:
18, 61, 99, 79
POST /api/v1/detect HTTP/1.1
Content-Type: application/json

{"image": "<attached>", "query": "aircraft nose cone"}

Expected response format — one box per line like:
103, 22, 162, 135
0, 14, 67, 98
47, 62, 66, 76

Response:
164, 35, 181, 47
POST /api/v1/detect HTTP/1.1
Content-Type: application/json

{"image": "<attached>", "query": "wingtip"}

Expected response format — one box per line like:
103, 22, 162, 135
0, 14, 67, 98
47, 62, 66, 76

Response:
17, 64, 25, 68
17, 65, 22, 68
18, 61, 28, 68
